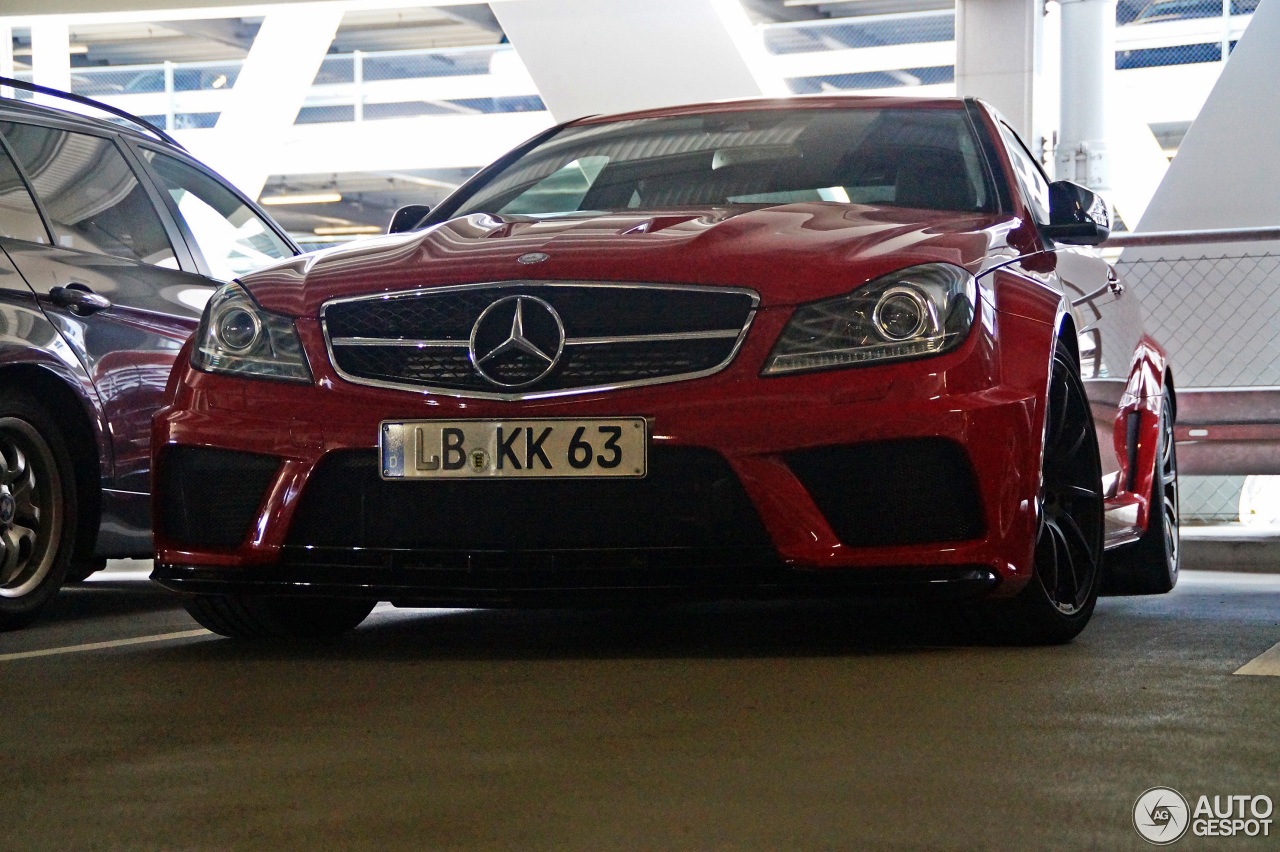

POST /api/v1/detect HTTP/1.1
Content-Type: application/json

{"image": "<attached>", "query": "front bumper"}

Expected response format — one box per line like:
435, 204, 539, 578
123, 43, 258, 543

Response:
151, 558, 1000, 606
153, 305, 1047, 602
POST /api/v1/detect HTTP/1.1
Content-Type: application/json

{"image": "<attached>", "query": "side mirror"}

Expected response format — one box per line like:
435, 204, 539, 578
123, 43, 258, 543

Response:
388, 204, 433, 234
1042, 180, 1110, 245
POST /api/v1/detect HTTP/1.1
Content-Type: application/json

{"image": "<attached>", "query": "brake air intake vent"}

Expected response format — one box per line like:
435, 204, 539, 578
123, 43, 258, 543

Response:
156, 447, 280, 548
786, 438, 985, 547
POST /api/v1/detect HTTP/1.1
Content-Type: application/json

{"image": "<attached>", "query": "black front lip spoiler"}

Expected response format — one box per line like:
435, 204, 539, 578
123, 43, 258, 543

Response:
151, 554, 1000, 607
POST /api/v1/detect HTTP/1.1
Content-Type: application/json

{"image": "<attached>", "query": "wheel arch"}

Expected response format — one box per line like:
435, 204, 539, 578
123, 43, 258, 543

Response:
0, 362, 105, 563
1054, 311, 1081, 369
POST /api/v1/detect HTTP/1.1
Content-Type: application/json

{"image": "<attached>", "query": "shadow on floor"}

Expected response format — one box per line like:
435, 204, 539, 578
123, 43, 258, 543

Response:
146, 596, 1000, 664
39, 575, 179, 623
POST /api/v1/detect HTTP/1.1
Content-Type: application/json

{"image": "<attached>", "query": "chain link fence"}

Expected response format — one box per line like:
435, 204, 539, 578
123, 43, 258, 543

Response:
763, 14, 956, 55
1116, 243, 1280, 523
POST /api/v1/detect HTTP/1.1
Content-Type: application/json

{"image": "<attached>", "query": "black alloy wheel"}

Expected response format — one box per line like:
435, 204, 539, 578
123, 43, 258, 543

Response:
979, 341, 1104, 644
1106, 387, 1179, 594
0, 392, 77, 630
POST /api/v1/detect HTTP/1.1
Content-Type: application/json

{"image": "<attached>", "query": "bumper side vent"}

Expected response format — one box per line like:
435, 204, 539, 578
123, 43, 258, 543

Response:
787, 438, 985, 548
156, 447, 280, 548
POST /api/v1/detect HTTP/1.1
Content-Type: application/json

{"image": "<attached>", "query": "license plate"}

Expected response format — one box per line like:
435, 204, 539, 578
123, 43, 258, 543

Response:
380, 418, 648, 479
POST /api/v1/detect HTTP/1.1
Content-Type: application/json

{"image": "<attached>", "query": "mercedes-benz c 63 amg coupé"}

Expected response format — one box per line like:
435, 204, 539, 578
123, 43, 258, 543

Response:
152, 97, 1180, 643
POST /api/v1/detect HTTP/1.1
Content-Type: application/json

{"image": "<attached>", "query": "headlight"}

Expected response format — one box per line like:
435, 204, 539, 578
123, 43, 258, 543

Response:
762, 263, 975, 376
191, 282, 312, 383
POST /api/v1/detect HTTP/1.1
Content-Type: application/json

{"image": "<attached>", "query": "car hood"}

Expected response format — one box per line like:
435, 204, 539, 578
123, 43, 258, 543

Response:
242, 203, 1021, 316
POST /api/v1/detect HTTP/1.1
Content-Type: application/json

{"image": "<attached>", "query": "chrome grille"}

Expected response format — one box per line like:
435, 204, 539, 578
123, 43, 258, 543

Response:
322, 282, 758, 399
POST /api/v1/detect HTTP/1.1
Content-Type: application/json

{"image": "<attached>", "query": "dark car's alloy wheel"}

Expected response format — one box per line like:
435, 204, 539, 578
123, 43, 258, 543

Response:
1106, 387, 1179, 594
0, 393, 76, 630
980, 341, 1104, 644
182, 594, 376, 638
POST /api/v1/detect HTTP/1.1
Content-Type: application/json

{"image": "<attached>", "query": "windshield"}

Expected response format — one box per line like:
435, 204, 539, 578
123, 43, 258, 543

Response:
448, 107, 996, 218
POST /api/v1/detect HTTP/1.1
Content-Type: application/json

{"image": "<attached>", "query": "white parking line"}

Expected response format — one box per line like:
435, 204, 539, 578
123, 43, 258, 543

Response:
0, 629, 212, 662
1234, 642, 1280, 676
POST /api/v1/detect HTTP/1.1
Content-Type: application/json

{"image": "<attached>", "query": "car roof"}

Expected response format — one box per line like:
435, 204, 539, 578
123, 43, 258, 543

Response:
0, 91, 177, 149
567, 95, 974, 127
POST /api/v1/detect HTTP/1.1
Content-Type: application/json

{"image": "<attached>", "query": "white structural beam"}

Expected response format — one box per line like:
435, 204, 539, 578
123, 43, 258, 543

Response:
188, 5, 343, 199
490, 0, 787, 123
1135, 0, 1280, 234
0, 27, 13, 80
955, 0, 1049, 149
29, 21, 72, 98
174, 112, 555, 176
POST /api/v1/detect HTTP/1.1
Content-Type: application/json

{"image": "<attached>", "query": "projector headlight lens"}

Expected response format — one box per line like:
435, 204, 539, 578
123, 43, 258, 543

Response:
191, 282, 312, 383
763, 263, 976, 375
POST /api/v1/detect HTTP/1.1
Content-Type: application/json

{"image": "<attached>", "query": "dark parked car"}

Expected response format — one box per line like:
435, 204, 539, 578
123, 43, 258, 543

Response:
153, 96, 1179, 644
0, 79, 297, 628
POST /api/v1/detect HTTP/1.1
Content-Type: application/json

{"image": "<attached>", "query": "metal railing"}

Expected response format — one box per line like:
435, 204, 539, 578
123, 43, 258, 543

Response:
45, 44, 546, 131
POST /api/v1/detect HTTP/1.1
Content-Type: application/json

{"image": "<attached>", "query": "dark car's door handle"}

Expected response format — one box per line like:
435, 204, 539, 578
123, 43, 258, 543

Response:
50, 284, 112, 316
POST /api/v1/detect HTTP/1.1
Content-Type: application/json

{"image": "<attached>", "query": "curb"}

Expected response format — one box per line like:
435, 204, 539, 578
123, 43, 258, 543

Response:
1181, 528, 1280, 573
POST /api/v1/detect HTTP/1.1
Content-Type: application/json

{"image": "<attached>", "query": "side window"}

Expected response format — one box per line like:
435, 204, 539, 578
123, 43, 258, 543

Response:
0, 141, 49, 244
142, 150, 294, 281
0, 122, 177, 267
996, 122, 1051, 224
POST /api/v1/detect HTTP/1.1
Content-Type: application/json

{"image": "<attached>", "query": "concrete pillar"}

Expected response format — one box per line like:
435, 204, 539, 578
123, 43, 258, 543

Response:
490, 0, 786, 123
955, 0, 1048, 153
187, 6, 343, 200
1058, 0, 1115, 191
29, 20, 71, 101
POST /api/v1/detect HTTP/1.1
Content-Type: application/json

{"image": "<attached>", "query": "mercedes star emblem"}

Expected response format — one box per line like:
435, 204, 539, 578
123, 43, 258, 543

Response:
468, 295, 566, 389
517, 252, 550, 265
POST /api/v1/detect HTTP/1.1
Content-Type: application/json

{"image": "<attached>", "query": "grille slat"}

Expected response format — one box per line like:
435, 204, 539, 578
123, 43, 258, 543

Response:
323, 282, 757, 398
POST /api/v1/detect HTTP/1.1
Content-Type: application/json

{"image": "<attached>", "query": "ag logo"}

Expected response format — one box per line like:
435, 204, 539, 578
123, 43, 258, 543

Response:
1134, 787, 1190, 845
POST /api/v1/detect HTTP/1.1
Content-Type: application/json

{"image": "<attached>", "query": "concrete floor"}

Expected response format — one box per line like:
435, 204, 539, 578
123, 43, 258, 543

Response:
2, 565, 1278, 850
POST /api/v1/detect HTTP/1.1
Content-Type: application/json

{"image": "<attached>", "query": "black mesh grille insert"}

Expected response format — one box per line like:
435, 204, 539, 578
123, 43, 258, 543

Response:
333, 338, 735, 393
286, 446, 773, 552
157, 447, 280, 548
323, 283, 755, 394
786, 439, 985, 547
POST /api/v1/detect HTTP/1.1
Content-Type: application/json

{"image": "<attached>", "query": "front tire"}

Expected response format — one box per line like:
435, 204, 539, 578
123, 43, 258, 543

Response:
0, 392, 77, 630
182, 594, 375, 638
1106, 387, 1179, 594
979, 341, 1104, 645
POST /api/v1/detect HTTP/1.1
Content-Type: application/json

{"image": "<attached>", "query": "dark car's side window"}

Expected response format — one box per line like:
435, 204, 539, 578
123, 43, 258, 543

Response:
996, 122, 1051, 225
0, 141, 49, 244
0, 121, 178, 268
142, 149, 293, 281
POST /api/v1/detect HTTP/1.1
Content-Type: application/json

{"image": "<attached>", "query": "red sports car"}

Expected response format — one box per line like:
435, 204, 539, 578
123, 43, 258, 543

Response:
152, 97, 1179, 643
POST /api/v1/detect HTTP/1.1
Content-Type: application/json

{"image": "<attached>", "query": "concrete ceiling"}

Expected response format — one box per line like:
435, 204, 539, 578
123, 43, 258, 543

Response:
7, 6, 501, 68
